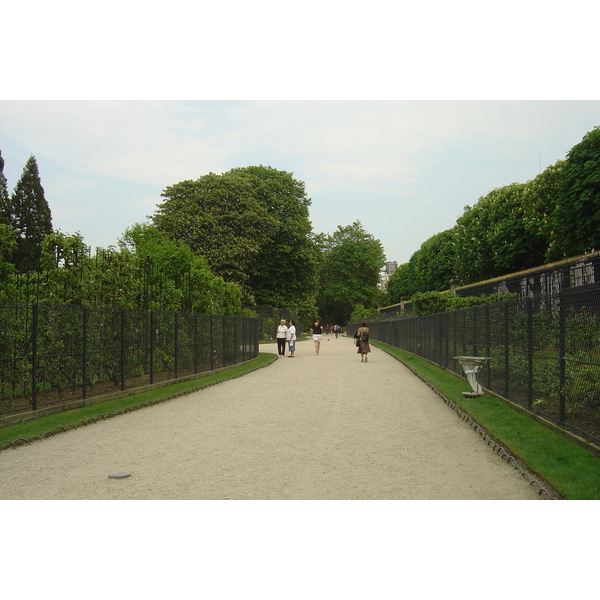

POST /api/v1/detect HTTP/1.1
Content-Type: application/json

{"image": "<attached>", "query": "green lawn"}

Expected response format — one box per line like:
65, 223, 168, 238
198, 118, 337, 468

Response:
0, 353, 277, 447
373, 341, 600, 500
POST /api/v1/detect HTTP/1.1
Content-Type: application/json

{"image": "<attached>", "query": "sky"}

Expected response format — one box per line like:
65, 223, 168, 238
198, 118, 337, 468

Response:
2, 100, 599, 266
2, 2, 599, 270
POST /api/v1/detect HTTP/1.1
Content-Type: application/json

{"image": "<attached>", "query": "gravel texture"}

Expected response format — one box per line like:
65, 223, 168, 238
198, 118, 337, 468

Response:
0, 336, 542, 500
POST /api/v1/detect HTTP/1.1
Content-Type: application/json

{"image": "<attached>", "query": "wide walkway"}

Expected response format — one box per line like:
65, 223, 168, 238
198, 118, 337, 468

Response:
0, 335, 542, 499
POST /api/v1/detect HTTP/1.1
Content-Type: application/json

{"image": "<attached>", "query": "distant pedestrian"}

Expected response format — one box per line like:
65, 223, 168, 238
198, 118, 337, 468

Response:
276, 319, 288, 356
311, 317, 324, 354
287, 321, 296, 357
355, 321, 371, 362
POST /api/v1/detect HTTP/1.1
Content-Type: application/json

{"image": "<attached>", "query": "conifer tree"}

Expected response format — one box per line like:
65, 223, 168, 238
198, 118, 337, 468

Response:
0, 150, 10, 225
9, 155, 53, 272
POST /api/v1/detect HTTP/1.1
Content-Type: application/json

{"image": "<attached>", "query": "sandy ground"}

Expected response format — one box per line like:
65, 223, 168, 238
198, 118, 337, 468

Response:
0, 335, 543, 500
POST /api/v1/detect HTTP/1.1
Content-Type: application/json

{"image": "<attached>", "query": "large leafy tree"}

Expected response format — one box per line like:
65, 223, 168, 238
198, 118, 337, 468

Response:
384, 229, 457, 304
520, 160, 565, 263
454, 182, 538, 284
547, 127, 600, 260
153, 171, 276, 302
7, 155, 53, 272
228, 165, 318, 309
316, 221, 385, 324
410, 228, 458, 293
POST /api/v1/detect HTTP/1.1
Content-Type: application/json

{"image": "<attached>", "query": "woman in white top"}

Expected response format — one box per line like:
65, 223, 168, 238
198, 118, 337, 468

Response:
287, 321, 297, 358
276, 319, 288, 356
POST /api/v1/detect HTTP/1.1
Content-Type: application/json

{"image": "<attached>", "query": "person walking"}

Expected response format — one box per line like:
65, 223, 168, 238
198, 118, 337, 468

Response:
276, 319, 288, 356
311, 317, 324, 354
287, 320, 296, 357
356, 321, 371, 362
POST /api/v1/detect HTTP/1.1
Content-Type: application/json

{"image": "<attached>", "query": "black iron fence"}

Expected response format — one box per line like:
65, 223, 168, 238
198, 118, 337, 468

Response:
351, 284, 600, 446
0, 303, 259, 418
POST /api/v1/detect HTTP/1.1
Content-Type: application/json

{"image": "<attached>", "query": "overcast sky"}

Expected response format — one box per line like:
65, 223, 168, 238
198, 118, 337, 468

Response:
3, 4, 599, 268
2, 100, 598, 265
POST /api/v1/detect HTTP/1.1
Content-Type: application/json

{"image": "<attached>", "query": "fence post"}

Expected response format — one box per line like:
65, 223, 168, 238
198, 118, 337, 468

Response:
473, 305, 478, 357
222, 316, 226, 368
558, 292, 566, 423
174, 312, 179, 379
210, 315, 214, 371
82, 306, 88, 400
120, 308, 126, 391
504, 302, 510, 398
31, 303, 38, 411
193, 313, 198, 374
453, 310, 458, 364
485, 304, 491, 388
241, 318, 245, 362
150, 311, 154, 385
234, 318, 238, 364
527, 298, 534, 408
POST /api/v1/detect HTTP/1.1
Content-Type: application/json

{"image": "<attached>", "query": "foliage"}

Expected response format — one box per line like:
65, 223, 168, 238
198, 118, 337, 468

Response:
316, 221, 385, 324
454, 182, 540, 284
0, 150, 10, 225
1, 225, 245, 315
153, 171, 275, 302
384, 128, 598, 300
385, 262, 413, 304
349, 303, 380, 324
520, 160, 565, 263
386, 229, 458, 304
0, 224, 17, 283
411, 290, 517, 316
4, 156, 53, 272
547, 127, 600, 260
228, 166, 318, 310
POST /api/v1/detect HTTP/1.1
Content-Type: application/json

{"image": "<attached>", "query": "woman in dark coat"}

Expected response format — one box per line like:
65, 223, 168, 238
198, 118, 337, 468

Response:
356, 321, 371, 362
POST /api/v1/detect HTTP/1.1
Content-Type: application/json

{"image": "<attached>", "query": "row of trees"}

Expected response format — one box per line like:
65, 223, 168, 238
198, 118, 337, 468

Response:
0, 156, 386, 324
386, 127, 600, 304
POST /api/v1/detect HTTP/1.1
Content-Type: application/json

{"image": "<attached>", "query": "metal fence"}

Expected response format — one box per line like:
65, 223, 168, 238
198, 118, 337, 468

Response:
351, 284, 600, 446
0, 303, 259, 418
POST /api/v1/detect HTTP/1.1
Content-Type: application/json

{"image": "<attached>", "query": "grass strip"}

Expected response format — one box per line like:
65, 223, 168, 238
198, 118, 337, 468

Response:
0, 353, 277, 446
373, 341, 600, 500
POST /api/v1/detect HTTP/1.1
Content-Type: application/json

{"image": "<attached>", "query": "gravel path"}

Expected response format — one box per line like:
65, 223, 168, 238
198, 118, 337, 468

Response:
0, 336, 542, 500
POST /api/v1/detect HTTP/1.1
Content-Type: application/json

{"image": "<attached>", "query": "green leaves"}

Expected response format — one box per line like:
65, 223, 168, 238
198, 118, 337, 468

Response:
153, 166, 319, 313
316, 221, 385, 324
6, 155, 53, 273
154, 171, 275, 302
547, 127, 600, 260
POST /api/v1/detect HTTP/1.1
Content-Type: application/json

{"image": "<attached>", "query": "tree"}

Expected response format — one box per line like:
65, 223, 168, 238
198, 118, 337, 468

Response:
0, 224, 17, 285
0, 150, 10, 226
120, 223, 243, 314
153, 172, 276, 302
454, 182, 539, 284
547, 127, 600, 260
520, 160, 564, 263
411, 228, 458, 293
386, 262, 412, 304
0, 151, 16, 282
227, 165, 318, 309
8, 155, 53, 272
316, 221, 385, 324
